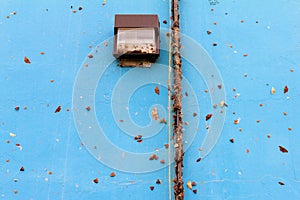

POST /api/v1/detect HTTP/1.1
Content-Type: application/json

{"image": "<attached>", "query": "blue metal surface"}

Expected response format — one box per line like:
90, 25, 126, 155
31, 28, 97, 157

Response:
1, 0, 300, 199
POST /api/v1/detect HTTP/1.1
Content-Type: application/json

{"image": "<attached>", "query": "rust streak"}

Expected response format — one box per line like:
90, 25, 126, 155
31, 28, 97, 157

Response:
172, 0, 184, 199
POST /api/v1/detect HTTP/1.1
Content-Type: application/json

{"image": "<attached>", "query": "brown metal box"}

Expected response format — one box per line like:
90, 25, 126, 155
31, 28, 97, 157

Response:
113, 14, 160, 61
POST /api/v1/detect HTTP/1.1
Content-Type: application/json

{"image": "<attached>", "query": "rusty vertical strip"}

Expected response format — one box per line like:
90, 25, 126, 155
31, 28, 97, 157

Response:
171, 0, 184, 199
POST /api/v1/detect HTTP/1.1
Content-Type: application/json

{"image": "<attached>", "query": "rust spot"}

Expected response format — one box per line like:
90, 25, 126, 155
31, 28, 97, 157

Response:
134, 135, 142, 140
284, 86, 289, 94
206, 114, 213, 121
283, 112, 287, 116
149, 154, 159, 160
150, 186, 155, 191
24, 56, 31, 64
160, 118, 167, 124
55, 106, 61, 113
20, 166, 25, 171
229, 138, 235, 143
279, 146, 288, 153
155, 86, 160, 95
278, 181, 285, 185
110, 172, 116, 177
233, 118, 240, 124
93, 178, 99, 183
86, 106, 91, 111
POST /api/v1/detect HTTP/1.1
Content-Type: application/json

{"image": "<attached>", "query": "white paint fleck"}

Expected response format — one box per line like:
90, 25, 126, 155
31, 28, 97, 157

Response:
9, 132, 16, 137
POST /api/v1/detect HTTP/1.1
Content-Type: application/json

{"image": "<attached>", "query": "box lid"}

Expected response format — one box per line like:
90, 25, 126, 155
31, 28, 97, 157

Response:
114, 14, 159, 28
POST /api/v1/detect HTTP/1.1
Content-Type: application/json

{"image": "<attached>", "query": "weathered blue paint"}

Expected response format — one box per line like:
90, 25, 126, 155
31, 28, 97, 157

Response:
1, 0, 299, 199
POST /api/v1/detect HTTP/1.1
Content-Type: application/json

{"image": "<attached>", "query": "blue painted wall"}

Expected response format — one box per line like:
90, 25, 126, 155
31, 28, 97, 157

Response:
1, 0, 299, 199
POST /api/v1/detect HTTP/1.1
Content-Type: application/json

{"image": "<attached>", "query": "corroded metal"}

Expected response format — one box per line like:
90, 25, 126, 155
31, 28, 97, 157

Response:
171, 0, 184, 199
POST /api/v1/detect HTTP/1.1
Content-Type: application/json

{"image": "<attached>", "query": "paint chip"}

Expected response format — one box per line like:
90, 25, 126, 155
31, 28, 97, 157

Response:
151, 107, 159, 121
10, 132, 16, 137
271, 87, 276, 94
187, 180, 192, 190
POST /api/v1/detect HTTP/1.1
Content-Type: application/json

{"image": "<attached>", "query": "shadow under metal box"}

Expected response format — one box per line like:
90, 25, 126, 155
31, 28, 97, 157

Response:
113, 14, 160, 61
